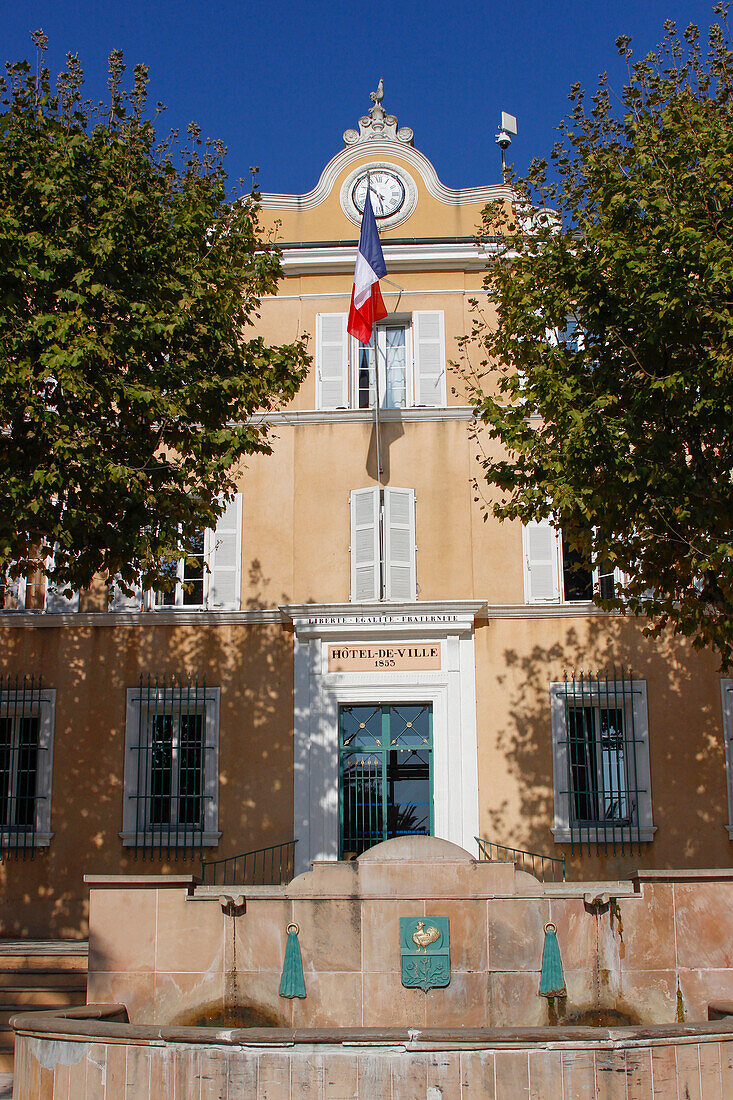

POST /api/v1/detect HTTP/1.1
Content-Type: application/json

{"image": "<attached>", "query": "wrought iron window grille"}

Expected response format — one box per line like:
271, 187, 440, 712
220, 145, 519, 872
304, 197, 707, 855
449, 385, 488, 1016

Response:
553, 669, 651, 856
123, 676, 220, 859
0, 675, 54, 859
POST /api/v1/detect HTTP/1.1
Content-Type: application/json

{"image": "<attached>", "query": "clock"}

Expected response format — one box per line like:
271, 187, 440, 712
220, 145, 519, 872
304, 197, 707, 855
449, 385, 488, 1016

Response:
351, 169, 406, 218
340, 162, 418, 229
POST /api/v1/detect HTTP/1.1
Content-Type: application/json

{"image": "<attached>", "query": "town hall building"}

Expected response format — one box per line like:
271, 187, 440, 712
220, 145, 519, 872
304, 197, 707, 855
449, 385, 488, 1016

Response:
0, 88, 729, 953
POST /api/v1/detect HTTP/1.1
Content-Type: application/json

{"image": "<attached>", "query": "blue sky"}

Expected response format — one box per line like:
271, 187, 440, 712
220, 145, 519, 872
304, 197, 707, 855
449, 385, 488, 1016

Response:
2, 1, 721, 196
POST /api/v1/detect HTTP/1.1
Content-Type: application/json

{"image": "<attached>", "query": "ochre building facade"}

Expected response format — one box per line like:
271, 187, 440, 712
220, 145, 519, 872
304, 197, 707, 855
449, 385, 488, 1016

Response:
0, 95, 729, 939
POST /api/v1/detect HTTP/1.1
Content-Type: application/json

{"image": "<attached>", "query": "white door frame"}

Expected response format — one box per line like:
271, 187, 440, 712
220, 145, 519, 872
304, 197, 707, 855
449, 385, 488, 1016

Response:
283, 602, 484, 874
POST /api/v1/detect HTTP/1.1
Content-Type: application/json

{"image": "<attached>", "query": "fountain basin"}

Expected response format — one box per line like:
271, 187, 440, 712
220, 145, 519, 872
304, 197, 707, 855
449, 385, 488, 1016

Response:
14, 839, 733, 1096
12, 1002, 733, 1098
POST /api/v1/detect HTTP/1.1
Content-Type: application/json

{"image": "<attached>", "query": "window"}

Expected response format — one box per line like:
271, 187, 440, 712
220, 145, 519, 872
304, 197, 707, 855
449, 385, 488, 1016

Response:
550, 673, 654, 851
0, 677, 55, 853
1, 569, 44, 611
553, 316, 585, 353
523, 521, 624, 604
122, 678, 220, 853
357, 323, 410, 409
140, 493, 242, 612
154, 530, 207, 608
339, 703, 433, 858
718, 680, 733, 840
350, 487, 417, 602
316, 311, 446, 410
1, 557, 77, 613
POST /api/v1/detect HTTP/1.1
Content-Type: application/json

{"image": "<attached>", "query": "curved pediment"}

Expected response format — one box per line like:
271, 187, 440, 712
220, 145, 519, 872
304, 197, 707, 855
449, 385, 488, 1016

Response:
258, 85, 510, 243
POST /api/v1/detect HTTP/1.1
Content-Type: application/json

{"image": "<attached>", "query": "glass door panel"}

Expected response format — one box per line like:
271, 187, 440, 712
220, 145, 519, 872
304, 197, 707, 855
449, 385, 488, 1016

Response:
339, 703, 433, 858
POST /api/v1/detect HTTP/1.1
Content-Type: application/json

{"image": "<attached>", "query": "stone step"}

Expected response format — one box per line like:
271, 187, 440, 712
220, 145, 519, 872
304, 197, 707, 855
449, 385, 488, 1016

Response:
0, 956, 86, 973
0, 943, 87, 971
0, 970, 86, 989
0, 942, 89, 1071
0, 987, 86, 1007
0, 1000, 86, 1033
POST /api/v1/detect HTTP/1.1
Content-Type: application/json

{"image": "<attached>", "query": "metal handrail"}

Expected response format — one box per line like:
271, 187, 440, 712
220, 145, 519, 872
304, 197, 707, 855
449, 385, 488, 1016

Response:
200, 839, 298, 886
475, 837, 566, 882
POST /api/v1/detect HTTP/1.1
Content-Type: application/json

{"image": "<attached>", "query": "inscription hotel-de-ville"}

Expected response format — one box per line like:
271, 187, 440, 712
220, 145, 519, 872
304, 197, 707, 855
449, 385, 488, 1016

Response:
0, 87, 729, 946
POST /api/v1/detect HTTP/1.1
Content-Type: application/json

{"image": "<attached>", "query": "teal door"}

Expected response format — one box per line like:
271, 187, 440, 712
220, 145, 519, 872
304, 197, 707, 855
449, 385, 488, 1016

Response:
339, 703, 433, 858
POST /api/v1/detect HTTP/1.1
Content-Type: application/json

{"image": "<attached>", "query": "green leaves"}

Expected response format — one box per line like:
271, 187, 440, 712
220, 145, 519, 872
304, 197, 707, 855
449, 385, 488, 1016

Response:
0, 40, 309, 596
462, 9, 733, 667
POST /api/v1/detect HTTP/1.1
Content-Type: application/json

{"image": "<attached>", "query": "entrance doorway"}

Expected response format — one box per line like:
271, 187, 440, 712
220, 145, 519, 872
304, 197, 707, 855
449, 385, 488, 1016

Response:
338, 703, 433, 858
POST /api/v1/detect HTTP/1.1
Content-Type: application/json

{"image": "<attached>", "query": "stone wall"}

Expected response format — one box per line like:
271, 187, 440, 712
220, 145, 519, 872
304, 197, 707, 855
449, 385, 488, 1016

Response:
84, 838, 733, 1030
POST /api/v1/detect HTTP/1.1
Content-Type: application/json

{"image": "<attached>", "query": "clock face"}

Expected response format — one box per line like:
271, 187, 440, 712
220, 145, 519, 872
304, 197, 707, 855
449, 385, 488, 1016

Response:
352, 170, 406, 218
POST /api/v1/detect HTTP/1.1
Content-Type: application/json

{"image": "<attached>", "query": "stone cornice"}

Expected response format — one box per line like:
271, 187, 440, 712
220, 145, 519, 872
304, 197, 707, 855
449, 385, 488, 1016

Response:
250, 407, 476, 426
0, 608, 283, 628
0, 601, 619, 629
282, 601, 487, 640
279, 239, 496, 275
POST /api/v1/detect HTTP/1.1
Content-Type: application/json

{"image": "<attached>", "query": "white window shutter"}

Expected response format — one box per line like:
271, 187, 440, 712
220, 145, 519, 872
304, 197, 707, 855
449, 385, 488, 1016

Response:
384, 487, 417, 601
316, 313, 349, 409
44, 552, 79, 613
1, 570, 24, 610
350, 488, 380, 602
413, 311, 446, 406
45, 584, 79, 613
208, 493, 242, 609
523, 521, 560, 603
111, 577, 143, 611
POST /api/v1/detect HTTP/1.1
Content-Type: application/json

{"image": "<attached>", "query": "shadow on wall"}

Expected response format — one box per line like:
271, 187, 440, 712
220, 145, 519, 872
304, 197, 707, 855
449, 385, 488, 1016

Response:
0, 559, 305, 939
366, 415, 405, 485
479, 616, 728, 879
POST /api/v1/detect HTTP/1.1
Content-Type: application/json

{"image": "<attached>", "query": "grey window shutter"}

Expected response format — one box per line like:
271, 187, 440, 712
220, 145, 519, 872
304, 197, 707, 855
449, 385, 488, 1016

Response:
208, 493, 242, 609
384, 487, 417, 601
44, 551, 79, 613
317, 313, 349, 409
350, 488, 380, 602
413, 311, 446, 406
523, 521, 560, 602
111, 577, 143, 611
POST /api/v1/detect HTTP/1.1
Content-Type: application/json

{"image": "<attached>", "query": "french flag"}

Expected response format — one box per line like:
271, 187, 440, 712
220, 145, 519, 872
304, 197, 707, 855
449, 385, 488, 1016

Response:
347, 188, 387, 344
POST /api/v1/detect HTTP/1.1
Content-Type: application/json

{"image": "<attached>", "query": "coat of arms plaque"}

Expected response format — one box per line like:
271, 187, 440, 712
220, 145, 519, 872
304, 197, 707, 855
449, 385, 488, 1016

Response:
400, 916, 450, 992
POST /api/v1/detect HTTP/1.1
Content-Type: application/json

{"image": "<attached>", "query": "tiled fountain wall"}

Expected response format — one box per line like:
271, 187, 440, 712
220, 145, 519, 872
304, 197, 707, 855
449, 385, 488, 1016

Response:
84, 837, 733, 1029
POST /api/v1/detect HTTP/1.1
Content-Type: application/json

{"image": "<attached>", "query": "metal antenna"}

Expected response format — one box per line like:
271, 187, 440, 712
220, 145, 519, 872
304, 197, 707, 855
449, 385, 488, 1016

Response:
495, 111, 517, 183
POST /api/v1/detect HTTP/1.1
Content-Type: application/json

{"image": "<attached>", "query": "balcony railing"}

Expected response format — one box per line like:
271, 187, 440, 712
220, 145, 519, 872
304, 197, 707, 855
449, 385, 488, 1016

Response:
200, 840, 298, 886
475, 837, 566, 882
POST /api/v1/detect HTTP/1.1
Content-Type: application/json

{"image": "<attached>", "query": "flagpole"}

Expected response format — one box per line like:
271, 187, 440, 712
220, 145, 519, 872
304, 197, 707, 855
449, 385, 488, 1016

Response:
347, 174, 389, 599
366, 171, 386, 598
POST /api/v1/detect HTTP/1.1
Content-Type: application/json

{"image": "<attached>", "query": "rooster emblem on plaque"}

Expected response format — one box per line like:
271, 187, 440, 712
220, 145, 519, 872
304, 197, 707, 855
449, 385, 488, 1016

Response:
400, 917, 450, 991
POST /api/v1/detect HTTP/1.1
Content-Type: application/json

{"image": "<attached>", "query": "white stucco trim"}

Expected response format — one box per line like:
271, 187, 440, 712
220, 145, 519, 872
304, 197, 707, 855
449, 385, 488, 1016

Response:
290, 603, 482, 874
259, 140, 510, 211
262, 288, 484, 301
253, 407, 477, 426
278, 241, 497, 275
0, 600, 623, 629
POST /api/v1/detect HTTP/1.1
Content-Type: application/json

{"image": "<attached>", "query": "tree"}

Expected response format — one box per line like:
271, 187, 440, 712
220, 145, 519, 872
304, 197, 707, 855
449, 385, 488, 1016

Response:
0, 34, 308, 598
461, 9, 733, 666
